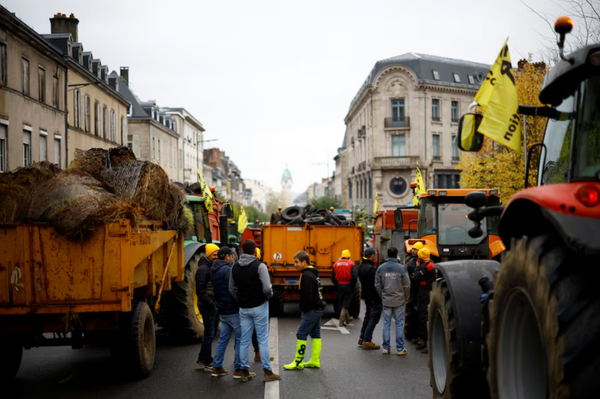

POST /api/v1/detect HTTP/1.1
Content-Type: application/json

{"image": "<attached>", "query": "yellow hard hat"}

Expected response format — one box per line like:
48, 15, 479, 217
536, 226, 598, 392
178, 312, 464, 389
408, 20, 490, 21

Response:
418, 248, 430, 261
205, 243, 219, 258
412, 242, 424, 250
341, 249, 351, 258
256, 248, 261, 258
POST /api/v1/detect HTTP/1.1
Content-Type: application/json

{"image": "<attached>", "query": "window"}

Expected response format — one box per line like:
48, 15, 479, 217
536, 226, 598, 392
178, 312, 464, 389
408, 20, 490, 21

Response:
391, 98, 405, 123
433, 134, 441, 159
432, 99, 440, 121
369, 176, 372, 199
152, 137, 156, 159
23, 131, 31, 166
468, 75, 475, 85
453, 73, 461, 83
54, 138, 61, 167
389, 176, 408, 196
22, 58, 30, 95
0, 125, 6, 172
348, 180, 352, 200
95, 101, 101, 136
127, 104, 132, 117
451, 101, 459, 122
391, 134, 406, 157
121, 116, 127, 145
432, 70, 440, 80
53, 75, 59, 108
38, 67, 46, 102
73, 90, 80, 128
84, 95, 91, 132
452, 135, 459, 160
39, 132, 47, 161
0, 43, 6, 85
158, 139, 161, 161
103, 106, 108, 139
434, 171, 461, 189
110, 109, 116, 141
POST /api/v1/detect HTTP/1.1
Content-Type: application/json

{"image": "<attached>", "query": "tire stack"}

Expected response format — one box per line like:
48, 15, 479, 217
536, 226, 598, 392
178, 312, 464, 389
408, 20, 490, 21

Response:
273, 205, 351, 226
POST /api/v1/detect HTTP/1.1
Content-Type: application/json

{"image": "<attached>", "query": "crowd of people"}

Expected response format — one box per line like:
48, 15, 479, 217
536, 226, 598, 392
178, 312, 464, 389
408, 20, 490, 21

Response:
192, 240, 434, 383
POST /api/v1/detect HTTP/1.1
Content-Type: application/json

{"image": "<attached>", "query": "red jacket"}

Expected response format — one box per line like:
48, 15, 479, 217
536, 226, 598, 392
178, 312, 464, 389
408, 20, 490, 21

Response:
332, 259, 357, 285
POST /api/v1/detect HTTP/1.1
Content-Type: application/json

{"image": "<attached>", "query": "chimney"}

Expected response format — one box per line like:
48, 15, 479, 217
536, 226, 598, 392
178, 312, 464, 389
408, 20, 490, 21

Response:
50, 13, 79, 42
120, 67, 129, 85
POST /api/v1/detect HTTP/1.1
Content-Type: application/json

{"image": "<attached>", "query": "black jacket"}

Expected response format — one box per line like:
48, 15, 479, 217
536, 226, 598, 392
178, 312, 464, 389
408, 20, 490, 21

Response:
210, 260, 239, 315
195, 255, 215, 306
357, 259, 381, 304
406, 255, 417, 276
414, 260, 436, 290
300, 267, 326, 312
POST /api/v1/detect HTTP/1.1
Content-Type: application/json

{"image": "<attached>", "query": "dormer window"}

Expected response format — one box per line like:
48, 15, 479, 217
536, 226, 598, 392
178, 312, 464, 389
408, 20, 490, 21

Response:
151, 110, 155, 119
468, 75, 475, 84
453, 73, 461, 83
433, 70, 440, 80
127, 104, 132, 117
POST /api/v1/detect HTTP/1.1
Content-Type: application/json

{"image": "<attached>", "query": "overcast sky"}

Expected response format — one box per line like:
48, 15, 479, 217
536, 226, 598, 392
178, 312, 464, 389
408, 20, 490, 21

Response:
4, 0, 570, 193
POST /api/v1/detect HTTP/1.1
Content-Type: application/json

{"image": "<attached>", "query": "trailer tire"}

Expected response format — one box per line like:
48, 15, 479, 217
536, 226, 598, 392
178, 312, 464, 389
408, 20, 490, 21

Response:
0, 343, 23, 380
281, 206, 304, 222
160, 253, 205, 340
128, 301, 156, 378
487, 235, 600, 399
350, 281, 361, 318
269, 288, 284, 317
305, 216, 325, 226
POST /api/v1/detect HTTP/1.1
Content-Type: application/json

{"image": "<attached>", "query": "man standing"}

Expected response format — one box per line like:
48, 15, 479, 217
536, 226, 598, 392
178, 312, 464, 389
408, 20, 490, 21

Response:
195, 243, 220, 371
283, 251, 326, 370
406, 242, 423, 345
332, 250, 357, 327
358, 248, 382, 350
229, 240, 281, 382
375, 247, 411, 355
210, 247, 256, 379
414, 248, 435, 354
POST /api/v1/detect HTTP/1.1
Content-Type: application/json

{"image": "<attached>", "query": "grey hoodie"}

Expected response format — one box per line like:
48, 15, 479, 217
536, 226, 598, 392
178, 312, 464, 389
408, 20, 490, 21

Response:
228, 253, 273, 302
375, 258, 411, 308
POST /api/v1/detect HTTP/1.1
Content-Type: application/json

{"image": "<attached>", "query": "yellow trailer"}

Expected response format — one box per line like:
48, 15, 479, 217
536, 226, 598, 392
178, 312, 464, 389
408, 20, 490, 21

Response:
0, 220, 184, 379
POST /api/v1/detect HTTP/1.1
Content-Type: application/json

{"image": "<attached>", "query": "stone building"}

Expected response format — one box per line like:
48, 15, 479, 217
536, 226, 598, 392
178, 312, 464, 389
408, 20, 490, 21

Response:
0, 6, 68, 171
203, 147, 244, 205
42, 14, 130, 164
339, 52, 489, 209
162, 107, 205, 184
244, 179, 268, 212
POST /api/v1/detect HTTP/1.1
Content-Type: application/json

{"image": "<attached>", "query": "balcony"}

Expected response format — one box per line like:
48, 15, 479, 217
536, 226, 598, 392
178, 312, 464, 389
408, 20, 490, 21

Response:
356, 161, 367, 172
372, 156, 419, 170
384, 117, 410, 129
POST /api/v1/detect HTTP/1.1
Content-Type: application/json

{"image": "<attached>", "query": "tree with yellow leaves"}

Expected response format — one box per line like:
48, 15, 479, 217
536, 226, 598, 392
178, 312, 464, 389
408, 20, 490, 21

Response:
458, 58, 547, 203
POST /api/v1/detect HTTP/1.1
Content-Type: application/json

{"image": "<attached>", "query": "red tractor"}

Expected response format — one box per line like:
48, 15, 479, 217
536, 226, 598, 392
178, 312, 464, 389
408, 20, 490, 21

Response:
429, 18, 600, 399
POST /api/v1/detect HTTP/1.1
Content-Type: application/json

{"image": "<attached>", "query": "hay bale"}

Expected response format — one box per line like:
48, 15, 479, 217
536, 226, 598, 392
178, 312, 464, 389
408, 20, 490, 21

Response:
165, 183, 192, 232
27, 170, 143, 239
101, 161, 170, 221
0, 162, 62, 223
109, 147, 136, 167
68, 148, 110, 180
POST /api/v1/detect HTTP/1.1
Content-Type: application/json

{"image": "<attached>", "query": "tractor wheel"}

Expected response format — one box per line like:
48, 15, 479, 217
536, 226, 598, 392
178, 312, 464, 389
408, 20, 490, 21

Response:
0, 342, 23, 381
428, 280, 489, 398
160, 253, 205, 340
487, 235, 600, 399
349, 281, 362, 318
269, 288, 285, 317
127, 301, 156, 378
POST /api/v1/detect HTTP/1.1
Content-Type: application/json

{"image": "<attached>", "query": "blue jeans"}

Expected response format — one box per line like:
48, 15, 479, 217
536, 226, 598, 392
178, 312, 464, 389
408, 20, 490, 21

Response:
212, 313, 241, 370
198, 304, 219, 364
297, 310, 323, 340
382, 306, 405, 351
360, 302, 382, 343
239, 301, 271, 371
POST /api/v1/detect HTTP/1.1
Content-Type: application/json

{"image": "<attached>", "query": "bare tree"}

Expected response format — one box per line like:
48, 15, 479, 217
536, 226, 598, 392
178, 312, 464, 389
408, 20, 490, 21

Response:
521, 0, 600, 64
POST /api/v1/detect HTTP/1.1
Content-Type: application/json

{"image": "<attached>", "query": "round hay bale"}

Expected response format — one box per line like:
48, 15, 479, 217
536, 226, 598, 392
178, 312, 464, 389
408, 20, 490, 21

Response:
101, 161, 170, 221
165, 183, 191, 232
109, 147, 136, 167
68, 148, 110, 180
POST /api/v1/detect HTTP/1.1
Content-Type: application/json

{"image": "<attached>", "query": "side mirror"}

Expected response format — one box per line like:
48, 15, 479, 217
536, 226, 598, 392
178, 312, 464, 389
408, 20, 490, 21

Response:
465, 191, 488, 209
458, 113, 485, 152
394, 209, 403, 230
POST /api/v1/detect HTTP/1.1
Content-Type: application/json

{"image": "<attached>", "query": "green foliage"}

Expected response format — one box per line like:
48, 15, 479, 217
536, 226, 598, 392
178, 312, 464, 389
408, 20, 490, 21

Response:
232, 205, 268, 224
310, 196, 342, 209
266, 189, 282, 215
354, 205, 373, 228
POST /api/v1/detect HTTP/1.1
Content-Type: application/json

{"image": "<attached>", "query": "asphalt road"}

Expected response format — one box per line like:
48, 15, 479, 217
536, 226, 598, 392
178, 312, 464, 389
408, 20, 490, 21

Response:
6, 303, 431, 399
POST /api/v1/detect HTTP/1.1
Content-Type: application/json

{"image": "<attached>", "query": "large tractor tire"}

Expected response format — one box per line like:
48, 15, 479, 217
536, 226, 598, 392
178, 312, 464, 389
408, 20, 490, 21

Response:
349, 281, 361, 318
269, 288, 285, 317
160, 253, 205, 340
0, 342, 23, 381
487, 235, 600, 399
129, 301, 156, 378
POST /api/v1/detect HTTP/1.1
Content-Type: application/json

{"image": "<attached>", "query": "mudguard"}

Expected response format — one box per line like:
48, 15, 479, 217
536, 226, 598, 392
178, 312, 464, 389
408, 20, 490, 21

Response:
184, 242, 206, 267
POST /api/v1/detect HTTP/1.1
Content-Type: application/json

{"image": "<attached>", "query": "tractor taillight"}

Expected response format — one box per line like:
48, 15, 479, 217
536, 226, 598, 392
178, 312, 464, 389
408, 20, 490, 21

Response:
577, 185, 600, 207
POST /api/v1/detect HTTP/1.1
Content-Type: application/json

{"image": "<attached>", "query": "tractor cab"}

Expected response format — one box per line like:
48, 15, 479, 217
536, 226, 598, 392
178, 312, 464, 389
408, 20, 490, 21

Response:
184, 193, 234, 247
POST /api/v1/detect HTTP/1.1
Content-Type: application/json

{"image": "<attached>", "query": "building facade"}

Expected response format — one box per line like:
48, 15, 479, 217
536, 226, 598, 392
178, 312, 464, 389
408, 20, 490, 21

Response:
0, 7, 68, 171
163, 107, 204, 184
339, 53, 489, 209
244, 179, 268, 212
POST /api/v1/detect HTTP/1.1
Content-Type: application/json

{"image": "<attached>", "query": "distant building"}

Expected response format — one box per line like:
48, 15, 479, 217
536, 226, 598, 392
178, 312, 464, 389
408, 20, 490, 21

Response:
281, 167, 293, 207
162, 107, 205, 184
339, 52, 490, 209
244, 179, 268, 212
203, 147, 244, 205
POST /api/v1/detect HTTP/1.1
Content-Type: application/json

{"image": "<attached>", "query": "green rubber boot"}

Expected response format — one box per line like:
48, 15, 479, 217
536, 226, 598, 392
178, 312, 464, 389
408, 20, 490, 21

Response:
283, 339, 307, 370
302, 338, 322, 368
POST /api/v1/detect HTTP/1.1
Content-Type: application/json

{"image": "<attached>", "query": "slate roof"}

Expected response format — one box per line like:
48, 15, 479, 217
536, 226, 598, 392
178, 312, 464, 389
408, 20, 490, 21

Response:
349, 52, 491, 111
111, 72, 150, 119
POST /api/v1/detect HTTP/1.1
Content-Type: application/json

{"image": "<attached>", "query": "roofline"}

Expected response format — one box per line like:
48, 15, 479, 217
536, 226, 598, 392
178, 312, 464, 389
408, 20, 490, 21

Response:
67, 58, 130, 106
163, 107, 205, 131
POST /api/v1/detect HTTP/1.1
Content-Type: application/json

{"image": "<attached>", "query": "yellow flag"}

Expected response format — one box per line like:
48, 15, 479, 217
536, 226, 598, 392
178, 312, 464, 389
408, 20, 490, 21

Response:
413, 163, 425, 206
196, 167, 214, 212
238, 206, 248, 234
373, 192, 380, 214
475, 39, 521, 151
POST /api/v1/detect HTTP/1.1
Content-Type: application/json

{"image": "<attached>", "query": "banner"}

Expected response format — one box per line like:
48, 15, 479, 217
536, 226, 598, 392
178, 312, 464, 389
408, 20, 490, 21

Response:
373, 192, 380, 215
413, 163, 425, 206
238, 206, 248, 234
475, 39, 521, 151
196, 168, 214, 212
